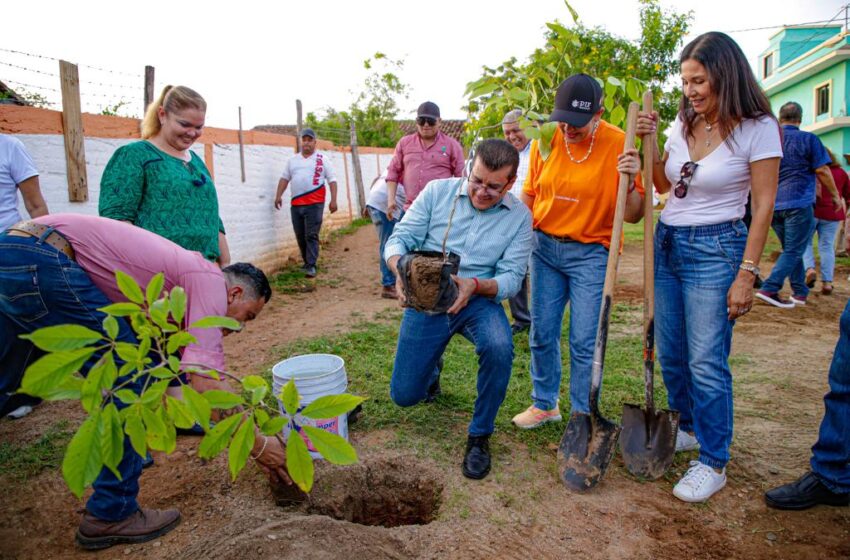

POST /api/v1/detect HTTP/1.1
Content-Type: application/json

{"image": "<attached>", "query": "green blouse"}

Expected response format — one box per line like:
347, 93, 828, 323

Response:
99, 140, 225, 261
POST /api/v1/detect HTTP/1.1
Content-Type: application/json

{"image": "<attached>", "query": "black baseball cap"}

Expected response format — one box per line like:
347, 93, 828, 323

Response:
301, 128, 316, 139
417, 101, 440, 119
549, 74, 602, 127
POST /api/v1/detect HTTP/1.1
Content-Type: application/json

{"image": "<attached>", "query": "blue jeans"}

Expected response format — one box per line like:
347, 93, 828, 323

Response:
0, 232, 144, 522
762, 206, 816, 297
655, 220, 747, 469
529, 231, 607, 413
802, 218, 842, 283
390, 296, 513, 436
368, 206, 402, 287
811, 298, 850, 494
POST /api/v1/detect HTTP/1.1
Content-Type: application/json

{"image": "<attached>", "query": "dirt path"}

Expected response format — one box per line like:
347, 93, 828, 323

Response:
1, 225, 849, 559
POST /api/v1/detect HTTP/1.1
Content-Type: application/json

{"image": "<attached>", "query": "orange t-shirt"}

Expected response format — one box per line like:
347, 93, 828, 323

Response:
522, 120, 643, 249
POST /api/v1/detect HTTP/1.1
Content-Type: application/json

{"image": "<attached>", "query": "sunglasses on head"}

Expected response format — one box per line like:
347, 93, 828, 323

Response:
674, 161, 697, 199
416, 116, 436, 126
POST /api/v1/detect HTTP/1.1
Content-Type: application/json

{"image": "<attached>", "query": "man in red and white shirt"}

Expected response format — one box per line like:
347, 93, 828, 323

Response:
274, 128, 338, 278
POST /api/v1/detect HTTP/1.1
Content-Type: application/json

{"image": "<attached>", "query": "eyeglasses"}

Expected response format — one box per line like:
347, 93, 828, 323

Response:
674, 161, 697, 199
416, 117, 437, 127
468, 176, 509, 196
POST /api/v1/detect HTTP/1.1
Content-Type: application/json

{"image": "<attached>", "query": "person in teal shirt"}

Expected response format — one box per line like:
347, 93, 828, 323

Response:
99, 85, 229, 265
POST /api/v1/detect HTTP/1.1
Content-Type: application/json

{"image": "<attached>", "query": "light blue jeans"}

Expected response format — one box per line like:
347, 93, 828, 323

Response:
368, 206, 402, 287
802, 218, 842, 283
655, 220, 747, 469
389, 296, 514, 436
761, 206, 816, 297
529, 231, 607, 414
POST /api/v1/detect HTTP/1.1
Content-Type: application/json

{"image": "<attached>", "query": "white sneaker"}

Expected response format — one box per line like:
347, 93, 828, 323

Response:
6, 405, 33, 419
675, 429, 699, 452
673, 461, 726, 502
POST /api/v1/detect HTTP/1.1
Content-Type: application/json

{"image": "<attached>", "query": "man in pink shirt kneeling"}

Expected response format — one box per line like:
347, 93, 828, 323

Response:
0, 214, 288, 550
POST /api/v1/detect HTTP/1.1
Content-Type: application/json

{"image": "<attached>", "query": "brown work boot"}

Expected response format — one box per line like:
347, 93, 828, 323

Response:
76, 508, 181, 550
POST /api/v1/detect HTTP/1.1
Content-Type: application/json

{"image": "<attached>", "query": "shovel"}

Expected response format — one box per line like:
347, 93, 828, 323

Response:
619, 91, 680, 480
557, 102, 639, 492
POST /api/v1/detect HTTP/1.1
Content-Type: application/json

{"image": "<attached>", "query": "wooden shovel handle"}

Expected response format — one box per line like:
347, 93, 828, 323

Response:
589, 102, 640, 405
642, 92, 656, 413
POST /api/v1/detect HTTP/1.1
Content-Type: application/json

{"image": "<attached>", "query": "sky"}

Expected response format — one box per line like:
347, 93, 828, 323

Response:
2, 0, 848, 133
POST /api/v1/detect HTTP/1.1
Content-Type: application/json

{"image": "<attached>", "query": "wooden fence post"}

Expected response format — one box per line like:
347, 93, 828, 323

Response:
144, 65, 155, 114
238, 106, 246, 182
295, 99, 303, 154
59, 60, 88, 202
349, 122, 367, 215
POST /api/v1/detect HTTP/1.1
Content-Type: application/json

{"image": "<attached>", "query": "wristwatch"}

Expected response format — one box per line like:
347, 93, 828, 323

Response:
739, 261, 760, 277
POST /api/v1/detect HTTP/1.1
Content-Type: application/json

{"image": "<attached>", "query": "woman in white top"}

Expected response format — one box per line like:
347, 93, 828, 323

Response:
637, 31, 782, 503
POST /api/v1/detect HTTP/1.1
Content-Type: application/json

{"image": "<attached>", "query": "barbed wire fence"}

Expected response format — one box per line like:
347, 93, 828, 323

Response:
0, 47, 145, 117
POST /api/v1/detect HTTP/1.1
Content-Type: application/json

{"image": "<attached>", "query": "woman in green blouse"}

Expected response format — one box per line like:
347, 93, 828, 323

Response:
99, 85, 230, 265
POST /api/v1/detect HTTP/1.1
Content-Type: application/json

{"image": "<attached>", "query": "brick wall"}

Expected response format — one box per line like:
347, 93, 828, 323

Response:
1, 106, 393, 273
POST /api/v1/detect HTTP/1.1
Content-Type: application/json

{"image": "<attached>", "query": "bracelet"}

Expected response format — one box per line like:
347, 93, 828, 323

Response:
251, 436, 269, 460
472, 277, 480, 293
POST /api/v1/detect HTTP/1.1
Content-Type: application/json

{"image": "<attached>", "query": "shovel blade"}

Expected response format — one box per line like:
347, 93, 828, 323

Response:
620, 403, 680, 480
557, 412, 621, 492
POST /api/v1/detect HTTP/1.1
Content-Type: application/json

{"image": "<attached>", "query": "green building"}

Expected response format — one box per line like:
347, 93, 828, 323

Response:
759, 24, 850, 169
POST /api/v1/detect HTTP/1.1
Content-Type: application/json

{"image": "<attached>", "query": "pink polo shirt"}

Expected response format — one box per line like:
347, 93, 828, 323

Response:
33, 214, 227, 372
386, 131, 464, 210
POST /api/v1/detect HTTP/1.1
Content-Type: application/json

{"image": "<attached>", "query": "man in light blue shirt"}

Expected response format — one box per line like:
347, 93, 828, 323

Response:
384, 139, 533, 480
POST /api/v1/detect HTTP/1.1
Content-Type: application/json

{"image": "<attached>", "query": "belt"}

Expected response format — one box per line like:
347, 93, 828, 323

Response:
539, 230, 576, 243
5, 221, 75, 260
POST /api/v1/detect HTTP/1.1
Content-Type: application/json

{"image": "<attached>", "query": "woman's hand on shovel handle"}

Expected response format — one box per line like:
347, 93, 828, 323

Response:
636, 111, 658, 139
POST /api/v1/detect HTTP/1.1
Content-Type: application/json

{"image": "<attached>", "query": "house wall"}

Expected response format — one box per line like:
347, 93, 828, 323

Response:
0, 105, 393, 273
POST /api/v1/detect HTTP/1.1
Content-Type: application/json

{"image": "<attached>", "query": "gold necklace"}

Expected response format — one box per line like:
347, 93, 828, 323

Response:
565, 121, 600, 164
703, 118, 716, 148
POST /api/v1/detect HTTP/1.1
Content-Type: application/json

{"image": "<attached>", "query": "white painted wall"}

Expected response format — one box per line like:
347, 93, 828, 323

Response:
9, 133, 388, 271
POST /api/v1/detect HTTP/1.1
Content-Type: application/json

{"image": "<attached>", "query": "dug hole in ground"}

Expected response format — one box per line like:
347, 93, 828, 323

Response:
0, 224, 848, 559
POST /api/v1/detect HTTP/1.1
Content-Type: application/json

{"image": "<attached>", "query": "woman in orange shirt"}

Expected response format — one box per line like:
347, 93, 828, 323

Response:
511, 74, 644, 429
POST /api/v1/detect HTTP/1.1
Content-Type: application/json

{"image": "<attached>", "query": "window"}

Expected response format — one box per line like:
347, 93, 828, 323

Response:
763, 53, 774, 78
816, 83, 831, 116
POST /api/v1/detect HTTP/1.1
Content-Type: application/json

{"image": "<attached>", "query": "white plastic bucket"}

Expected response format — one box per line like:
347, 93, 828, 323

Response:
272, 354, 348, 460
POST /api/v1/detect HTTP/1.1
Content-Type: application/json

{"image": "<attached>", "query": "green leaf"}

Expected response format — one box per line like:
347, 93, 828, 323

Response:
40, 375, 83, 401
81, 353, 117, 413
286, 431, 314, 493
523, 126, 541, 140
115, 389, 140, 405
165, 396, 196, 429
103, 316, 119, 340
506, 87, 529, 102
149, 366, 176, 380
280, 380, 299, 417
545, 22, 569, 36
20, 347, 96, 398
606, 76, 623, 87
100, 403, 124, 478
261, 416, 287, 436
140, 380, 169, 407
228, 414, 256, 481
189, 316, 241, 331
149, 298, 169, 330
563, 0, 580, 23
168, 356, 181, 373
114, 342, 139, 363
115, 270, 144, 304
182, 385, 211, 430
99, 302, 142, 317
20, 324, 102, 352
197, 413, 242, 459
627, 79, 641, 103
166, 331, 197, 355
145, 272, 165, 306
301, 394, 365, 420
124, 409, 147, 458
242, 375, 269, 405
538, 122, 559, 162
255, 408, 270, 427
169, 286, 187, 324
609, 105, 626, 128
302, 426, 358, 465
62, 413, 103, 498
142, 405, 174, 453
202, 390, 244, 410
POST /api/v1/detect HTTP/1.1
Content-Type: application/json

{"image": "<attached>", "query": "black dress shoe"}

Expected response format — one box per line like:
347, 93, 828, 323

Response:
462, 435, 491, 480
765, 472, 850, 510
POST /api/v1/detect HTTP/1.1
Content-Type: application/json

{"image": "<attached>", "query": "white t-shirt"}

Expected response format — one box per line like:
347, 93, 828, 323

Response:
366, 173, 406, 214
0, 134, 39, 230
281, 151, 337, 204
660, 116, 783, 227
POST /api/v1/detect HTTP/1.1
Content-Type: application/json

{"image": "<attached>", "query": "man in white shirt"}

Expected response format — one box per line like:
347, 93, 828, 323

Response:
502, 110, 533, 334
0, 134, 49, 232
274, 129, 338, 278
366, 169, 406, 299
